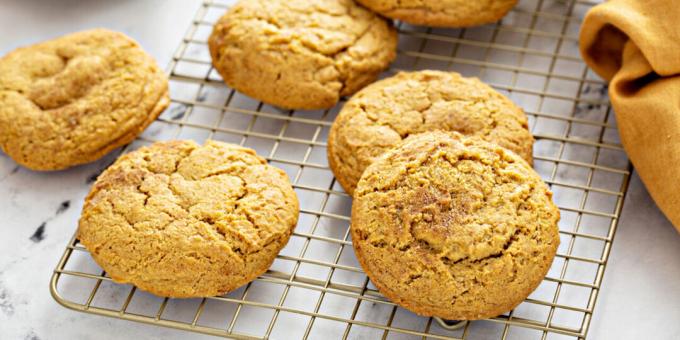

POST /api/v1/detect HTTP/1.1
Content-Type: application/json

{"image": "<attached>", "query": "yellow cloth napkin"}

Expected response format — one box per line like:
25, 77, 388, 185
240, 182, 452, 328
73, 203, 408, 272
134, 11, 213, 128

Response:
580, 0, 680, 232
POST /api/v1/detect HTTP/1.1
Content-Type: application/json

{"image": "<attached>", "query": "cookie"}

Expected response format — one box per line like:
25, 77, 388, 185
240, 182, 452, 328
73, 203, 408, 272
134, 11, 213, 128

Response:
208, 0, 398, 110
351, 131, 560, 320
77, 140, 299, 298
328, 70, 533, 195
0, 29, 169, 171
356, 0, 518, 27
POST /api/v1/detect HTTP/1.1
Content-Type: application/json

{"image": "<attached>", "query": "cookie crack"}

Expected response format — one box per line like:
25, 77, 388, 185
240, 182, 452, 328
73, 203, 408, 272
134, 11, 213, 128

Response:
357, 102, 404, 137
330, 18, 381, 88
362, 143, 534, 269
354, 79, 507, 144
443, 227, 522, 267
361, 143, 442, 195
265, 10, 384, 93
404, 273, 423, 285
118, 147, 259, 245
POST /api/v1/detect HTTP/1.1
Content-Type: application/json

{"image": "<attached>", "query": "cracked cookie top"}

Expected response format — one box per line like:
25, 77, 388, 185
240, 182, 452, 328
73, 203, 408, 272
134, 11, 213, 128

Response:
328, 70, 533, 195
0, 29, 169, 170
78, 140, 299, 298
351, 131, 559, 320
208, 0, 397, 110
356, 0, 518, 27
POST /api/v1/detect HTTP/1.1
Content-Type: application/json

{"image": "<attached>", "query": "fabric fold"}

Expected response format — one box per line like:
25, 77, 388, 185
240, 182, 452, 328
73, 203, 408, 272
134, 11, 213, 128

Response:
580, 0, 680, 232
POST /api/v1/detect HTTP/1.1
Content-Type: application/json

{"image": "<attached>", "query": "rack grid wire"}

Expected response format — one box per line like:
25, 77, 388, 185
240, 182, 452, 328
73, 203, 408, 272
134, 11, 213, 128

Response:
50, 0, 631, 339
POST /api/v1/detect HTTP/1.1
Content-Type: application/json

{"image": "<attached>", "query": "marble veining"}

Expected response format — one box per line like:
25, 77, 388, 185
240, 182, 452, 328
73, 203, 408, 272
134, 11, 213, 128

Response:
29, 223, 47, 243
0, 165, 20, 182
23, 330, 41, 340
28, 200, 71, 243
0, 285, 15, 316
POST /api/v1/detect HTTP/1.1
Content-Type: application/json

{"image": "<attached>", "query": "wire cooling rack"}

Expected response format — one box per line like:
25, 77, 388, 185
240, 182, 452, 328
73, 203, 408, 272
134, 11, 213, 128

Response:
51, 0, 631, 339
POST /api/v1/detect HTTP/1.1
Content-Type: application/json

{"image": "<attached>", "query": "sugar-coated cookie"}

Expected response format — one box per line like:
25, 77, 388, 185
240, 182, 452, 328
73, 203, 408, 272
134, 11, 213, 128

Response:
78, 140, 299, 298
208, 0, 397, 110
0, 29, 169, 170
351, 131, 559, 320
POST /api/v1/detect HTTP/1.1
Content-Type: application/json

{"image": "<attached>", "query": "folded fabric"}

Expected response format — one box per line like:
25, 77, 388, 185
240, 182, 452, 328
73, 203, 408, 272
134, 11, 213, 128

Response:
580, 0, 680, 232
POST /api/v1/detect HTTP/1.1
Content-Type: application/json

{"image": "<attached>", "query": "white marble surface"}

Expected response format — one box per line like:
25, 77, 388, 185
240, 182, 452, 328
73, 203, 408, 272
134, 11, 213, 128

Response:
0, 1, 678, 339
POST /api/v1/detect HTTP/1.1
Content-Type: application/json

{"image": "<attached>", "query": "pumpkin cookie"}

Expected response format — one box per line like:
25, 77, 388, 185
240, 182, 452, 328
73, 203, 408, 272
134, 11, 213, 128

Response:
208, 0, 398, 110
0, 29, 169, 171
328, 70, 533, 195
78, 140, 299, 298
356, 0, 518, 27
351, 131, 559, 320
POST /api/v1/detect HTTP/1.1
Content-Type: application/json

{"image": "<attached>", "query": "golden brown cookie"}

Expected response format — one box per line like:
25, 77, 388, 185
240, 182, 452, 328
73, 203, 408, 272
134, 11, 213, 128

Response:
0, 29, 169, 171
351, 131, 560, 320
78, 140, 299, 298
328, 70, 533, 196
356, 0, 518, 27
208, 0, 398, 110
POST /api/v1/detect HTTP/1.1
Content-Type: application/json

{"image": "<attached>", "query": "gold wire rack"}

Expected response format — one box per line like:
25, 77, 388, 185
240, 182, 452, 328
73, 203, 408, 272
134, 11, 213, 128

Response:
50, 0, 630, 339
